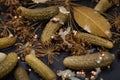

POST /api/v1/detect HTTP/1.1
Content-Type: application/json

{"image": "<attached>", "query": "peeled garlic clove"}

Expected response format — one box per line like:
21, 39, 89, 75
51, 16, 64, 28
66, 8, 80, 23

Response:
0, 52, 7, 63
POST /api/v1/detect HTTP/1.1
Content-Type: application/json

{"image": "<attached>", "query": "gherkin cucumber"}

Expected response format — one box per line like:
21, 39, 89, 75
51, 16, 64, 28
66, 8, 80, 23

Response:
75, 32, 113, 49
0, 52, 18, 79
17, 6, 59, 20
94, 0, 112, 13
41, 12, 68, 43
14, 67, 30, 80
0, 37, 16, 49
25, 54, 57, 80
63, 52, 115, 70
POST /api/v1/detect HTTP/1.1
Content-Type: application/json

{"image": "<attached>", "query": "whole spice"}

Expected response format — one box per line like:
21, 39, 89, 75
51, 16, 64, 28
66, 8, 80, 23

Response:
35, 42, 60, 64
0, 0, 19, 6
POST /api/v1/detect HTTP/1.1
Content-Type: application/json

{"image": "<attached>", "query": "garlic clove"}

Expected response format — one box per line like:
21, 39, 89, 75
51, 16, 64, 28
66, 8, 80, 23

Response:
0, 52, 7, 63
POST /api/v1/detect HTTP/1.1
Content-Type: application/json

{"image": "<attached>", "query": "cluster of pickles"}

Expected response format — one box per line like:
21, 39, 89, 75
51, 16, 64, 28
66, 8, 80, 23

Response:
0, 0, 119, 80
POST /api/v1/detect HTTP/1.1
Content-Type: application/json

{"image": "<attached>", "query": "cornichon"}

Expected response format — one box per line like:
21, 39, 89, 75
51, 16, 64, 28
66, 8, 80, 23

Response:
14, 67, 30, 80
25, 54, 57, 80
63, 52, 115, 70
41, 12, 68, 43
94, 0, 112, 13
0, 52, 18, 79
74, 32, 113, 49
0, 37, 16, 49
17, 6, 59, 20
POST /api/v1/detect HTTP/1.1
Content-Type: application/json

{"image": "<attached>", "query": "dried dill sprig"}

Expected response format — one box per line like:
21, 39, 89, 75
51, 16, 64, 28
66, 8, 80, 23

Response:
102, 8, 120, 32
0, 17, 14, 37
16, 34, 39, 60
65, 31, 91, 56
6, 14, 41, 42
0, 13, 36, 42
0, 0, 19, 6
15, 26, 35, 42
7, 15, 26, 29
35, 42, 60, 64
16, 33, 60, 64
109, 0, 120, 6
0, 0, 20, 13
57, 27, 91, 56
114, 16, 120, 31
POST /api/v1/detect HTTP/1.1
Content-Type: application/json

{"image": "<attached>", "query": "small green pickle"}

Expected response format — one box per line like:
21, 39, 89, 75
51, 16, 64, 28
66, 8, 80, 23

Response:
0, 52, 18, 79
14, 67, 30, 80
25, 54, 57, 80
63, 52, 115, 70
17, 6, 59, 21
0, 37, 16, 49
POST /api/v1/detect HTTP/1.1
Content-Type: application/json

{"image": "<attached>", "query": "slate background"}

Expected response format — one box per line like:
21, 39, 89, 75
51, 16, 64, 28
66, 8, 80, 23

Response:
0, 0, 120, 80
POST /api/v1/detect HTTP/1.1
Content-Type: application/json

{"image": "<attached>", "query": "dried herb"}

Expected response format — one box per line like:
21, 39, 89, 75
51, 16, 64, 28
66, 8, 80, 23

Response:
0, 0, 19, 6
73, 6, 112, 39
35, 42, 60, 64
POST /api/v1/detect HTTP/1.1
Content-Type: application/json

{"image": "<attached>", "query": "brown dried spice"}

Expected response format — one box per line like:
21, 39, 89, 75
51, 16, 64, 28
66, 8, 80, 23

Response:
35, 42, 60, 64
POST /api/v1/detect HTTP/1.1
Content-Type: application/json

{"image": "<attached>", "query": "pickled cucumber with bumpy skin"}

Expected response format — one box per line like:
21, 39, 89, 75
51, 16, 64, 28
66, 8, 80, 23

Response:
75, 32, 113, 49
14, 67, 30, 80
17, 6, 59, 21
94, 0, 112, 13
63, 52, 115, 70
0, 52, 18, 79
25, 54, 57, 80
0, 37, 16, 49
41, 12, 68, 44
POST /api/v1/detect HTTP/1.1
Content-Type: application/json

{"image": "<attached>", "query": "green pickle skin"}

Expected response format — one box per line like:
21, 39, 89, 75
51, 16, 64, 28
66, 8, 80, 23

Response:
14, 67, 30, 80
0, 52, 18, 79
63, 52, 115, 70
17, 6, 59, 20
76, 32, 113, 49
25, 54, 57, 80
0, 37, 16, 49
41, 12, 68, 43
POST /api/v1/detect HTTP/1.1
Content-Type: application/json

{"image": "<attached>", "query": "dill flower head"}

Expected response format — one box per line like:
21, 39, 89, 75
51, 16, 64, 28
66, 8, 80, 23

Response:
0, 0, 19, 6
